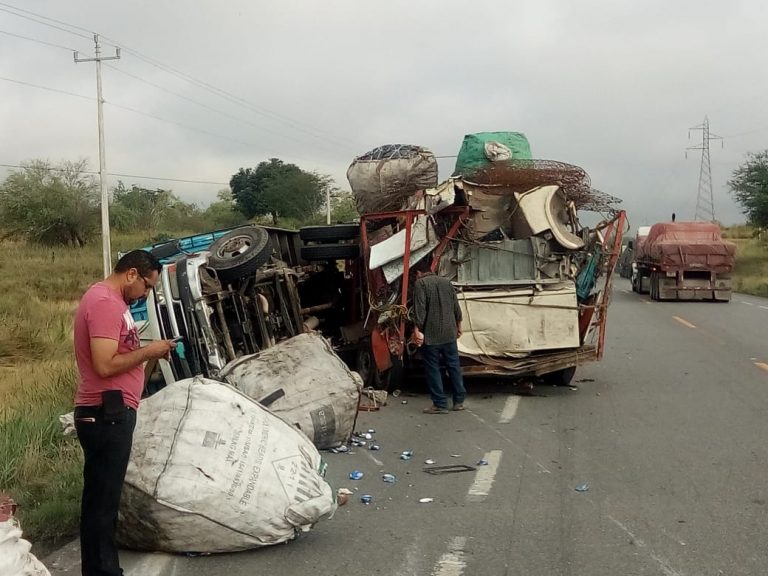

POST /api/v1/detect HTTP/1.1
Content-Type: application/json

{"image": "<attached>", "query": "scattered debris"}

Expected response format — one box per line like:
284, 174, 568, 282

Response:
369, 444, 381, 451
424, 465, 477, 475
450, 454, 461, 458
349, 471, 364, 480
382, 474, 397, 484
330, 445, 349, 454
400, 450, 413, 460
424, 459, 436, 465
476, 459, 489, 466
575, 483, 590, 492
360, 495, 373, 505
576, 378, 595, 383
418, 498, 435, 504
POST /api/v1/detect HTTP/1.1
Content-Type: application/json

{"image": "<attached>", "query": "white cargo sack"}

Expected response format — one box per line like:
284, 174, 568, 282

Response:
0, 520, 50, 576
117, 377, 337, 553
220, 333, 362, 449
347, 144, 438, 214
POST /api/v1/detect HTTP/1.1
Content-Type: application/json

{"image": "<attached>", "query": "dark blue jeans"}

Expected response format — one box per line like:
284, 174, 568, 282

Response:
421, 341, 466, 408
75, 405, 136, 576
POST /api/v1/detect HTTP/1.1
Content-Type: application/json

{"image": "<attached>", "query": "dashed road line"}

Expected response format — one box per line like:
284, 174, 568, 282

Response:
759, 305, 768, 311
432, 537, 468, 576
607, 515, 683, 576
673, 316, 697, 329
499, 396, 520, 424
467, 450, 502, 502
740, 301, 755, 306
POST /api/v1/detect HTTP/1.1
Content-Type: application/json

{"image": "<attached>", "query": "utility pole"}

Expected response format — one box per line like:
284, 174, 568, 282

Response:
75, 35, 120, 277
686, 116, 723, 223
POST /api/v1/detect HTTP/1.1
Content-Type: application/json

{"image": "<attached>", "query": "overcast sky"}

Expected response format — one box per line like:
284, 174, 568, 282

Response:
2, 0, 767, 226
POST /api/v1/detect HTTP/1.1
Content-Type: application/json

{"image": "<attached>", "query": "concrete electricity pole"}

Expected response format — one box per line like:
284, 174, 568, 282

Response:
75, 35, 120, 277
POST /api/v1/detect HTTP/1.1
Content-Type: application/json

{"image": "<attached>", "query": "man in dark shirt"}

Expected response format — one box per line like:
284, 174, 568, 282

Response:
412, 270, 466, 414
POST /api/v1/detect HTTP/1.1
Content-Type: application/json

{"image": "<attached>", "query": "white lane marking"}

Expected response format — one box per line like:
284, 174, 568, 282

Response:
126, 553, 174, 576
673, 315, 697, 329
432, 536, 467, 576
760, 305, 768, 310
468, 411, 550, 473
499, 396, 520, 423
364, 449, 384, 467
741, 301, 755, 306
467, 450, 502, 502
607, 516, 683, 576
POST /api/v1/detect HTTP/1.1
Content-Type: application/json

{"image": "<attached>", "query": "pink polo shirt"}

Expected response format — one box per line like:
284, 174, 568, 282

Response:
74, 282, 144, 410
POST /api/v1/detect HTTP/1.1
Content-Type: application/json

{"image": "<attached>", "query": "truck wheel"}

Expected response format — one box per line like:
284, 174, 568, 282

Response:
543, 366, 577, 387
301, 243, 360, 261
356, 346, 389, 390
207, 226, 273, 282
300, 224, 359, 242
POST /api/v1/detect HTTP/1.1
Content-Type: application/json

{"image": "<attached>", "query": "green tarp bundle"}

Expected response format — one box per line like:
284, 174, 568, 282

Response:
453, 132, 532, 176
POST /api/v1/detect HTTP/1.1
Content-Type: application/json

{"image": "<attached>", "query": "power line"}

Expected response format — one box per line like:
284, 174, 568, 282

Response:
108, 45, 358, 152
0, 75, 94, 101
103, 63, 324, 149
0, 28, 77, 51
0, 5, 92, 40
0, 163, 228, 186
0, 1, 356, 152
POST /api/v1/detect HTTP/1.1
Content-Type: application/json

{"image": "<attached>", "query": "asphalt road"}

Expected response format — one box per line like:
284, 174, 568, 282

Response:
48, 282, 768, 576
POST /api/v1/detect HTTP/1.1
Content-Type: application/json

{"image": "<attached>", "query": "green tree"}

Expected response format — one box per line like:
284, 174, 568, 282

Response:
202, 189, 248, 229
729, 151, 768, 229
329, 191, 359, 223
230, 158, 329, 225
0, 159, 99, 246
111, 183, 204, 234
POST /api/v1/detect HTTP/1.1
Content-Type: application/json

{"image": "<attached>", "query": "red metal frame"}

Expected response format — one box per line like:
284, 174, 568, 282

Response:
359, 207, 469, 347
594, 210, 627, 359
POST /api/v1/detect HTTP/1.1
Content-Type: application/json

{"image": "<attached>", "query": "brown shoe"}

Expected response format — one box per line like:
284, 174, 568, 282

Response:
452, 403, 465, 411
423, 405, 449, 414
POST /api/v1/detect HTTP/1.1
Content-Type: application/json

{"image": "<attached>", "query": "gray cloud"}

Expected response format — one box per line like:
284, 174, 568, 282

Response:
2, 0, 767, 226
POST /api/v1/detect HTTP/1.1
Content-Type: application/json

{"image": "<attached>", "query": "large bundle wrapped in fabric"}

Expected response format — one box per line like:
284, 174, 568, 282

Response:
117, 377, 337, 553
0, 516, 50, 576
453, 132, 532, 176
220, 333, 362, 449
347, 144, 438, 214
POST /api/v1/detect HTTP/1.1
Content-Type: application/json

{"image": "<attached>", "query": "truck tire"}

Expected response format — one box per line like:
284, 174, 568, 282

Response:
299, 224, 359, 243
543, 366, 577, 387
301, 243, 360, 261
207, 226, 273, 282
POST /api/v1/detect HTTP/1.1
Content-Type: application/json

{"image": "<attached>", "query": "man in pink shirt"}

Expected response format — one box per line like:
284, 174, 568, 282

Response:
74, 250, 176, 576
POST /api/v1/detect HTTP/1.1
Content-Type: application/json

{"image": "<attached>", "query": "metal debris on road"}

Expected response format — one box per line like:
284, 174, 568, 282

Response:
369, 444, 381, 451
450, 454, 461, 458
382, 473, 397, 484
349, 470, 364, 480
476, 459, 489, 466
575, 483, 590, 492
424, 459, 436, 465
424, 464, 477, 475
401, 400, 408, 405
418, 498, 435, 503
400, 450, 413, 460
392, 390, 402, 398
367, 429, 376, 434
360, 495, 373, 505
330, 445, 349, 454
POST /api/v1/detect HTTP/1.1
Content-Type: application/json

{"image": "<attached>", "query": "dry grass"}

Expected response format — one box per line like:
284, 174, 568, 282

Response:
0, 233, 156, 544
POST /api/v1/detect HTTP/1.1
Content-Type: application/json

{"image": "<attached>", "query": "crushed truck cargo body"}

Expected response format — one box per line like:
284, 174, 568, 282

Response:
329, 140, 628, 388
220, 333, 362, 449
632, 221, 736, 301
117, 377, 337, 553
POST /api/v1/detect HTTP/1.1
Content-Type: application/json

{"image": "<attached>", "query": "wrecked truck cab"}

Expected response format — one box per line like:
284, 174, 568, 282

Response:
128, 225, 312, 392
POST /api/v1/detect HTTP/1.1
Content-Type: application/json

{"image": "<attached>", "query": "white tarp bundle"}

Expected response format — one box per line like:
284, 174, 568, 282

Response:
117, 377, 337, 553
220, 333, 362, 449
0, 520, 50, 576
457, 283, 581, 357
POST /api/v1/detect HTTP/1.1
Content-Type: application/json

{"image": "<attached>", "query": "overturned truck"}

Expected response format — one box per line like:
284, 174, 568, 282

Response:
303, 134, 627, 388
